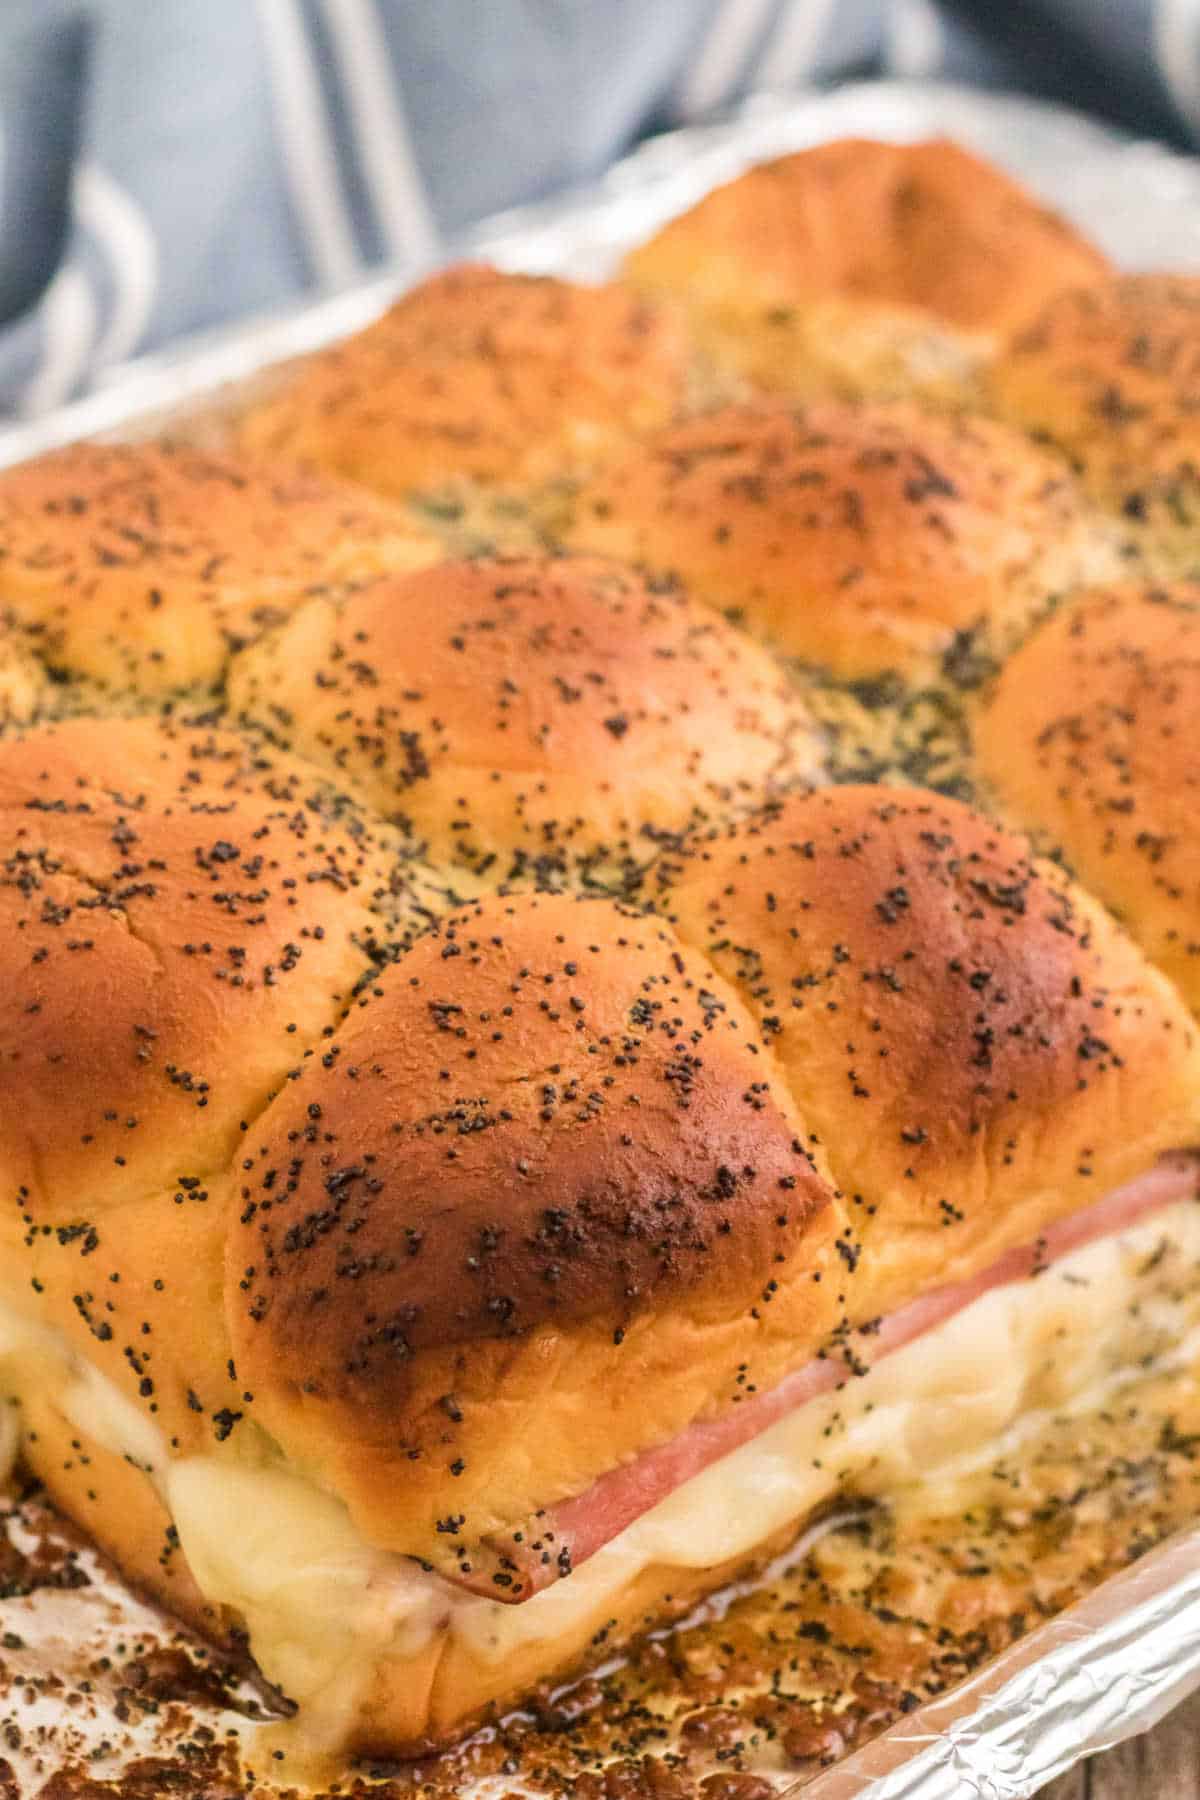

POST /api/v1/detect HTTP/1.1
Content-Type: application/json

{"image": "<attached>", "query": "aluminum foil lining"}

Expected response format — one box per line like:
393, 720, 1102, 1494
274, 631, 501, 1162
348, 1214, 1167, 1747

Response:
1, 74, 1199, 1799
6, 75, 1200, 465
796, 1523, 1200, 1800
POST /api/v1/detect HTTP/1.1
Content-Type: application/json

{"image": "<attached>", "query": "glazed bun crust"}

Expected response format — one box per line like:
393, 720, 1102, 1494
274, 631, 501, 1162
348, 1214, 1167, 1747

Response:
228, 554, 822, 880
0, 717, 380, 1212
228, 888, 845, 1559
663, 785, 1200, 1319
976, 583, 1200, 1012
238, 264, 693, 500
986, 276, 1200, 568
624, 137, 1108, 400
0, 443, 437, 694
0, 717, 388, 1446
568, 401, 1116, 682
26, 1180, 244, 1458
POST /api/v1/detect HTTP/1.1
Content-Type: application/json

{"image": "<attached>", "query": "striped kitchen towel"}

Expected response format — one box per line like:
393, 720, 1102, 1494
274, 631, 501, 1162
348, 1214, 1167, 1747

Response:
1, 0, 1198, 415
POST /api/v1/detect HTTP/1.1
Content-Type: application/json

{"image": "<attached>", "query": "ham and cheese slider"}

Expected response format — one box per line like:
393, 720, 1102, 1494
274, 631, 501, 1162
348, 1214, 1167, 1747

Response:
238, 264, 693, 514
0, 716, 395, 1622
0, 442, 437, 698
987, 275, 1200, 573
227, 553, 823, 886
623, 137, 1108, 403
4, 751, 1195, 1756
567, 400, 1118, 685
977, 582, 1200, 1012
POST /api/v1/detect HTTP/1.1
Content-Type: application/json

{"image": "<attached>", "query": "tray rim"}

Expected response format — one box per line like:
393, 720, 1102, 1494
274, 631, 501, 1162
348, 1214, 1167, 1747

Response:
6, 74, 1200, 466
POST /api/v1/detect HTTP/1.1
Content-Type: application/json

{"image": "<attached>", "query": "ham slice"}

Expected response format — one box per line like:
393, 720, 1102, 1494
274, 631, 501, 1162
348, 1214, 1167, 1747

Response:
459, 1153, 1199, 1602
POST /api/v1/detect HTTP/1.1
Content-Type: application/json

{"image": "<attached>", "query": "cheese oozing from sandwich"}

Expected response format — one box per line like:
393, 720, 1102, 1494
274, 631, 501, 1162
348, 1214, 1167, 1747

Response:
2, 1172, 1197, 1748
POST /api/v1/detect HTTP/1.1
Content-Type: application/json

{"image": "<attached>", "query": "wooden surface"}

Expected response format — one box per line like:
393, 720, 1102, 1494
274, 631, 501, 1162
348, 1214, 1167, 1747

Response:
1037, 1690, 1200, 1798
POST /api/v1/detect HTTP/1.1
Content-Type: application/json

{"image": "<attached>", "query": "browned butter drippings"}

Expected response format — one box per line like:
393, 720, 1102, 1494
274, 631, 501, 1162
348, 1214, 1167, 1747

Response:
1, 1346, 1197, 1799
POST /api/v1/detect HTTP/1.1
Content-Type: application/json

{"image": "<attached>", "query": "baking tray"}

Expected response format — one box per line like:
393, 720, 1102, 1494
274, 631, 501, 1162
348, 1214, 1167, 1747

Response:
6, 75, 1200, 465
2, 77, 1200, 1800
802, 1525, 1200, 1799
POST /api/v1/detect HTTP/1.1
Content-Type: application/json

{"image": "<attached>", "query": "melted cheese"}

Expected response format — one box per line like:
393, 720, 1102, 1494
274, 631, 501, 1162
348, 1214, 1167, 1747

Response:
62, 1361, 167, 1478
0, 1299, 166, 1487
449, 1195, 1200, 1660
166, 1460, 445, 1741
4, 1198, 1200, 1744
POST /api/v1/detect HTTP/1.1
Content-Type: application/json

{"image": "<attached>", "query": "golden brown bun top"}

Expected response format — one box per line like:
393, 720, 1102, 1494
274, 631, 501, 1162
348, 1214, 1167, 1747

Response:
228, 554, 822, 881
976, 582, 1200, 1012
0, 715, 383, 1221
986, 275, 1200, 564
0, 441, 437, 695
228, 887, 844, 1548
567, 400, 1116, 682
662, 784, 1200, 1316
624, 137, 1108, 337
238, 262, 693, 499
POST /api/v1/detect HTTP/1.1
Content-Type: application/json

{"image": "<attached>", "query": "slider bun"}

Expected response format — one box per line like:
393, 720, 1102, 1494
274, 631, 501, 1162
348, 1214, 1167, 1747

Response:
25, 1180, 244, 1461
238, 263, 693, 499
228, 554, 823, 882
986, 275, 1200, 570
568, 401, 1117, 682
623, 137, 1108, 401
976, 582, 1200, 1012
0, 716, 387, 1447
0, 443, 437, 695
661, 784, 1200, 1320
228, 887, 845, 1561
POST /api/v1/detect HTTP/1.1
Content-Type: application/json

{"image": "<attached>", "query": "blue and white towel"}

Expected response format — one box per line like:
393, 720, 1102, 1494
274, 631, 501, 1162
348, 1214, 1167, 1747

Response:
3, 0, 1200, 416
